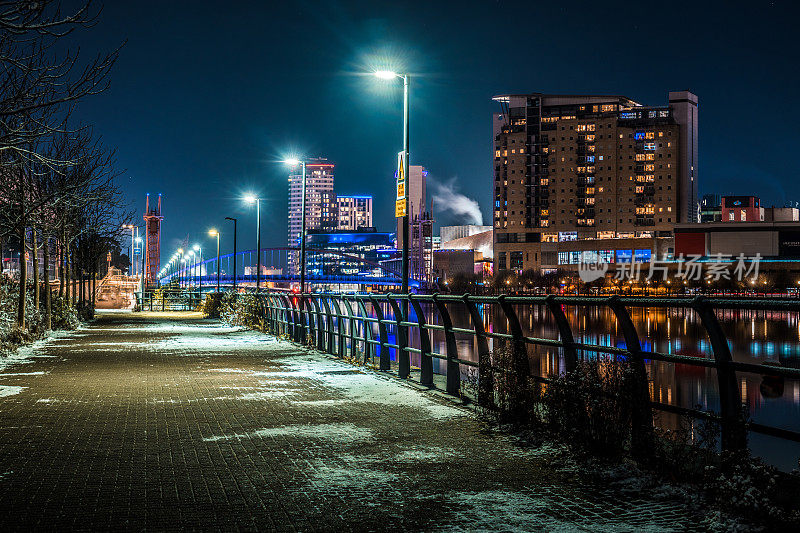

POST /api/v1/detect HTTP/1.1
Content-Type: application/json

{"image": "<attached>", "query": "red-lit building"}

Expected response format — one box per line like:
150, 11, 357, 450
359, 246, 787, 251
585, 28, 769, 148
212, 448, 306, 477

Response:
720, 195, 763, 222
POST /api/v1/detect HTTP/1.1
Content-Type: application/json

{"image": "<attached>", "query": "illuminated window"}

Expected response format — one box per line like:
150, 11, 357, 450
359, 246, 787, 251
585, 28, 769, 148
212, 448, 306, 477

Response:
495, 150, 500, 157
645, 132, 655, 139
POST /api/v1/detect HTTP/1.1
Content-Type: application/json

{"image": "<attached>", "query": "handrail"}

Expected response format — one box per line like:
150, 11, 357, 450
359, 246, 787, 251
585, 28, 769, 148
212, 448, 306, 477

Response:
250, 291, 800, 454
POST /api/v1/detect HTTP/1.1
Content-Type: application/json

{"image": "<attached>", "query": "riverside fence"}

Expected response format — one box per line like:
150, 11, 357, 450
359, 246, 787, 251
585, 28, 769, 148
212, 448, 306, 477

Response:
248, 292, 800, 456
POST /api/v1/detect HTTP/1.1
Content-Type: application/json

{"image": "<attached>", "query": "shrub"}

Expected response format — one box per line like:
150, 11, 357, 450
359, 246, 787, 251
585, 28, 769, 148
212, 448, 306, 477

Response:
541, 358, 636, 457
200, 292, 224, 318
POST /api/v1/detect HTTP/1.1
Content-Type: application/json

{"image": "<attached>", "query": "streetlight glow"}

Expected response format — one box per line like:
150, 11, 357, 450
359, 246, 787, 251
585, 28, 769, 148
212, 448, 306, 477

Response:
244, 194, 257, 204
282, 157, 300, 166
208, 229, 218, 236
374, 70, 398, 80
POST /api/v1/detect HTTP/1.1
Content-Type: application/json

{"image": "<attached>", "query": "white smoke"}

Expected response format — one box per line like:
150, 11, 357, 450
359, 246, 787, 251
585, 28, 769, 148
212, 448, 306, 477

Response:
431, 178, 483, 225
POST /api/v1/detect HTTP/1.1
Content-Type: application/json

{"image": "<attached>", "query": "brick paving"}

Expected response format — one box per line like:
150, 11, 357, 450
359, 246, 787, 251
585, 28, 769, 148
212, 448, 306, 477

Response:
0, 311, 704, 531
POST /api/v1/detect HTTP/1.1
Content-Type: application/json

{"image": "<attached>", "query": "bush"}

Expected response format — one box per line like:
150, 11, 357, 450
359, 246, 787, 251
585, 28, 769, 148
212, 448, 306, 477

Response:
200, 292, 224, 318
542, 359, 636, 457
1, 277, 82, 353
219, 292, 263, 330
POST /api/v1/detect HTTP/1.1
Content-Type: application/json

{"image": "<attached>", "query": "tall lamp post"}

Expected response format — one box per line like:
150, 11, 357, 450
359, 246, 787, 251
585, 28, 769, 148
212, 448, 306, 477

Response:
193, 245, 201, 293
283, 158, 307, 294
244, 195, 261, 291
374, 70, 410, 296
225, 217, 237, 291
121, 224, 135, 276
177, 248, 184, 288
209, 229, 220, 293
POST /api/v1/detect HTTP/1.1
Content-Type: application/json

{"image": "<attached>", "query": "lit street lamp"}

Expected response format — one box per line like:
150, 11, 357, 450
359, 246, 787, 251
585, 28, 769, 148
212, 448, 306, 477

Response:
193, 244, 201, 293
374, 69, 410, 296
225, 217, 238, 291
209, 229, 220, 293
244, 195, 261, 291
283, 158, 307, 294
121, 224, 135, 276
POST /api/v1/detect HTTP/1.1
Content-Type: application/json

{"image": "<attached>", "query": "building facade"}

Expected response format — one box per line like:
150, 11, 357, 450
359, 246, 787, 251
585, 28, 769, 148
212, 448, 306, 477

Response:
440, 224, 492, 244
721, 196, 762, 222
492, 91, 698, 273
337, 195, 373, 230
288, 159, 336, 272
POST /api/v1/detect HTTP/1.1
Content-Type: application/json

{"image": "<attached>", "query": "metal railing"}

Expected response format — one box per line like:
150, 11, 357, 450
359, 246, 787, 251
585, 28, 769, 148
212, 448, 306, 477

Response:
135, 290, 202, 311
248, 292, 800, 454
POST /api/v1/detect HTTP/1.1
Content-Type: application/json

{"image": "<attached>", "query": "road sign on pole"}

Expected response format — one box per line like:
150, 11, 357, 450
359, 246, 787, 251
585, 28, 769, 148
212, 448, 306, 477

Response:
395, 151, 407, 218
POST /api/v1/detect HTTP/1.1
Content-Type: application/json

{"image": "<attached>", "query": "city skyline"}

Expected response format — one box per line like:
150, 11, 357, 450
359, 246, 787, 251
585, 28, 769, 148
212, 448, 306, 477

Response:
69, 0, 799, 259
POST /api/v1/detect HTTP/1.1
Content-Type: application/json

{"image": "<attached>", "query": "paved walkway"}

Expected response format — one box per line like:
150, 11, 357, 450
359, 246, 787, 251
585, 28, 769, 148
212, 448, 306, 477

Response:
0, 311, 704, 531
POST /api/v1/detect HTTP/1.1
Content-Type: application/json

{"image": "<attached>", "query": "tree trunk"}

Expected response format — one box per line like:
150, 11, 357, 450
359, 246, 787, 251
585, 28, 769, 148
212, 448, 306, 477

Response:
65, 241, 70, 304
43, 235, 52, 330
17, 222, 26, 329
58, 238, 64, 296
32, 226, 40, 310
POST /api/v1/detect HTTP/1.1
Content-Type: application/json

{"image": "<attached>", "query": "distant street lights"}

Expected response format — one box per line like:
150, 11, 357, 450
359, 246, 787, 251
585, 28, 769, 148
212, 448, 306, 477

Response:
244, 195, 262, 291
209, 229, 220, 293
373, 70, 410, 296
225, 217, 238, 291
283, 158, 307, 294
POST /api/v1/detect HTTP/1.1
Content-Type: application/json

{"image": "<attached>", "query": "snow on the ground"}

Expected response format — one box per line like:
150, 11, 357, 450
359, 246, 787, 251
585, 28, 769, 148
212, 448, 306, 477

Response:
1, 329, 77, 372
0, 385, 25, 398
436, 489, 682, 533
204, 422, 373, 443
266, 355, 467, 420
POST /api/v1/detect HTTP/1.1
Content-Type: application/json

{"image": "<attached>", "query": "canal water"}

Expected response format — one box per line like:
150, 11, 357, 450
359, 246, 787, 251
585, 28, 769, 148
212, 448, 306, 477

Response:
360, 301, 800, 471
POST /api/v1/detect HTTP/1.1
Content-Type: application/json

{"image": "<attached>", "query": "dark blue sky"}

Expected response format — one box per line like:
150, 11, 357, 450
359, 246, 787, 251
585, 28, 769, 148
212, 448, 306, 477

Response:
72, 0, 798, 257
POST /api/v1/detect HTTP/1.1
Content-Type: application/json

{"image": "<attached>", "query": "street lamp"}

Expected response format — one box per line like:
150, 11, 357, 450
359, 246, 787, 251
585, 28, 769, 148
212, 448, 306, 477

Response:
121, 224, 135, 276
193, 244, 201, 292
225, 217, 237, 291
209, 229, 220, 293
244, 195, 261, 291
373, 69, 410, 296
283, 158, 307, 294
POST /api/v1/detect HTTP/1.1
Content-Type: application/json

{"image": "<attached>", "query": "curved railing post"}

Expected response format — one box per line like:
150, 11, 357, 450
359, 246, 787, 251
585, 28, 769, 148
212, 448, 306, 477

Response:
330, 297, 347, 357
320, 297, 336, 355
409, 295, 433, 386
608, 296, 654, 459
282, 294, 301, 343
387, 294, 409, 379
310, 297, 325, 349
343, 297, 358, 361
356, 297, 373, 363
369, 296, 390, 371
497, 295, 531, 420
432, 294, 461, 396
546, 295, 578, 373
463, 294, 494, 408
692, 296, 747, 452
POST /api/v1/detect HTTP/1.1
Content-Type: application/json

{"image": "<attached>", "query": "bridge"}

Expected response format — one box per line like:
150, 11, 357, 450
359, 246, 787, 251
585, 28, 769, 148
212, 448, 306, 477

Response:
157, 246, 431, 290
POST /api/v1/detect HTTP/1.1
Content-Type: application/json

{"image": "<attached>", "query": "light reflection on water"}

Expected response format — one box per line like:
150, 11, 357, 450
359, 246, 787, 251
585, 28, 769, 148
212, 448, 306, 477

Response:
366, 301, 800, 471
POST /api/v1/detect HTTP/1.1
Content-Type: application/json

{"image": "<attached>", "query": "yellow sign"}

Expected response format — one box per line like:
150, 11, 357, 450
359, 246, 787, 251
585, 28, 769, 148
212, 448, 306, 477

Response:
396, 181, 405, 200
395, 198, 407, 218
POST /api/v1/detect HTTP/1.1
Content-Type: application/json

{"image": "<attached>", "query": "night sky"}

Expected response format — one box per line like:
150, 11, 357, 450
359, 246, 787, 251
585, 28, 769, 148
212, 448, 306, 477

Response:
71, 0, 798, 258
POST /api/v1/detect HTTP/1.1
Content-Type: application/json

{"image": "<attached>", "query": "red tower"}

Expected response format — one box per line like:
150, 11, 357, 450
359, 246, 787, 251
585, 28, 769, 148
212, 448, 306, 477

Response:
143, 194, 163, 288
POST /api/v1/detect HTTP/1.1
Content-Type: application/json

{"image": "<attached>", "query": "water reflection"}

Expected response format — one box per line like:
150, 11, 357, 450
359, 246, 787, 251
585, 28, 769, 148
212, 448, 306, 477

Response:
362, 300, 800, 471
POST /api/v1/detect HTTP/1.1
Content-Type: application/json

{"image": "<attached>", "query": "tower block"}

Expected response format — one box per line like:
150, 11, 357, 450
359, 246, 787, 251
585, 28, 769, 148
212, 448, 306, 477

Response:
143, 194, 164, 288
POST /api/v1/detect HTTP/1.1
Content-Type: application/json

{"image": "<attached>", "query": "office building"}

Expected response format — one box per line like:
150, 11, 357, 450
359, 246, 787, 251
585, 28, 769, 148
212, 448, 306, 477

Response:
288, 158, 336, 272
337, 195, 373, 230
492, 91, 698, 272
396, 165, 434, 282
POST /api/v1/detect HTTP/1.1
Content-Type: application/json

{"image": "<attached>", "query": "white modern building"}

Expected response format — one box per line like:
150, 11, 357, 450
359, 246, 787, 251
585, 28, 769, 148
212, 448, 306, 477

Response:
337, 195, 373, 230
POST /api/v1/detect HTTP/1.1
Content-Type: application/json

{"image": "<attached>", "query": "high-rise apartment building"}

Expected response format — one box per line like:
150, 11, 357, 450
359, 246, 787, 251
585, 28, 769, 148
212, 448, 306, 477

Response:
492, 91, 698, 272
337, 195, 373, 230
288, 158, 336, 272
